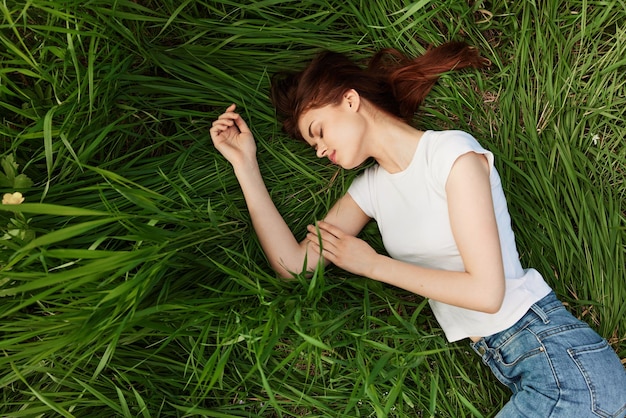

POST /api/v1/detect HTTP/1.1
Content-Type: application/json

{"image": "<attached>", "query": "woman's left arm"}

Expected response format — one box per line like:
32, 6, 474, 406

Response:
307, 152, 505, 313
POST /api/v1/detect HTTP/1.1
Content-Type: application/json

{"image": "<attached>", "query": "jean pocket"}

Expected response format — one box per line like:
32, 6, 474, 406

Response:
497, 328, 546, 368
490, 329, 555, 393
568, 339, 626, 418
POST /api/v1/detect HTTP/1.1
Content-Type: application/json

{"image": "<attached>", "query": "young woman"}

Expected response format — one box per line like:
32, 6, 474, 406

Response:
210, 42, 626, 417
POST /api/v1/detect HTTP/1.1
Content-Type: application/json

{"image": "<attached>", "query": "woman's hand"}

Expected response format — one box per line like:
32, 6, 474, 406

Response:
306, 221, 379, 277
210, 104, 257, 168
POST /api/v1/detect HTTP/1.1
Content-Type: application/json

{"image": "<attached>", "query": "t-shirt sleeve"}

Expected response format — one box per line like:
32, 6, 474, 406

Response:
429, 131, 495, 192
347, 169, 376, 219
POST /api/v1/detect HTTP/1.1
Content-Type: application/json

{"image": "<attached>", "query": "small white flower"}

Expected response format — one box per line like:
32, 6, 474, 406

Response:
2, 192, 25, 205
591, 133, 600, 146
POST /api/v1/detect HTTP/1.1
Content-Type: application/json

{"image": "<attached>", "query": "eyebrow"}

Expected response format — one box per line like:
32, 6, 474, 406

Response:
308, 122, 314, 140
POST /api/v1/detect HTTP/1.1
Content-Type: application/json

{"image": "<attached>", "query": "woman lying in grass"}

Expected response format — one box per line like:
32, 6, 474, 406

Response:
210, 42, 626, 417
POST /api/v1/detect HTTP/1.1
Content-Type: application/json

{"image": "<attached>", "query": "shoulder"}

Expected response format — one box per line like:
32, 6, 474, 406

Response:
424, 130, 487, 156
424, 130, 494, 187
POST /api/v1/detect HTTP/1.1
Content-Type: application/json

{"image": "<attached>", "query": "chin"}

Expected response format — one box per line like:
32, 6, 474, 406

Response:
342, 157, 370, 170
342, 163, 357, 169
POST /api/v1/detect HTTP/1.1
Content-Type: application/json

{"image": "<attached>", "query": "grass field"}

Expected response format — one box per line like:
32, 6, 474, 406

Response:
1, 1, 625, 416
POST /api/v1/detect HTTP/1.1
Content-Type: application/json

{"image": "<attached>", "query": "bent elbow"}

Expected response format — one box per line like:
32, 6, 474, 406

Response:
482, 298, 503, 314
275, 270, 293, 280
481, 281, 505, 314
270, 259, 309, 280
271, 261, 294, 279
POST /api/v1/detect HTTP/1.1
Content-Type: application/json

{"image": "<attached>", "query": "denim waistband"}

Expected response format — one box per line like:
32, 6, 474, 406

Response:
472, 291, 563, 351
528, 290, 563, 315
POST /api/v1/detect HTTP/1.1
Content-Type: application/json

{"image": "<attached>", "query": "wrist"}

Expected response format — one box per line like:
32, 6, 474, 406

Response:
233, 158, 260, 177
365, 253, 387, 281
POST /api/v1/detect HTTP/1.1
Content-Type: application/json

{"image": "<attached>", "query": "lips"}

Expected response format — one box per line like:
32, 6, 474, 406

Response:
329, 151, 337, 164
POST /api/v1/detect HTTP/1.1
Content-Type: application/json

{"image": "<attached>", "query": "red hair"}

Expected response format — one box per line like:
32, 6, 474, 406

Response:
270, 42, 488, 140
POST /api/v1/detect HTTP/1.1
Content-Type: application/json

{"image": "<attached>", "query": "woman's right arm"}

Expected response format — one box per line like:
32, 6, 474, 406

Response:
210, 105, 369, 277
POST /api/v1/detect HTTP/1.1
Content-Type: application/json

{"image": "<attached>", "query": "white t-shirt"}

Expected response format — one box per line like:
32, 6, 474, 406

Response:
348, 130, 552, 342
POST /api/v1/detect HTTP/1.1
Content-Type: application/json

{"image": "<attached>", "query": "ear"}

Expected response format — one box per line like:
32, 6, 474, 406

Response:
343, 89, 360, 112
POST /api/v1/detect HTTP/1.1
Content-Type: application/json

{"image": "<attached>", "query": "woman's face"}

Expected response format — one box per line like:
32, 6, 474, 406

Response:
297, 90, 367, 169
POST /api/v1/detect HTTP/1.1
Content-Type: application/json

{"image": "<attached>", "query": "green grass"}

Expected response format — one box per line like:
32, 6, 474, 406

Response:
1, 0, 624, 416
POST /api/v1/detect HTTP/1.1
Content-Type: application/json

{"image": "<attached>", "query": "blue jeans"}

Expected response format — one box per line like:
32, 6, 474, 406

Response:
471, 291, 626, 417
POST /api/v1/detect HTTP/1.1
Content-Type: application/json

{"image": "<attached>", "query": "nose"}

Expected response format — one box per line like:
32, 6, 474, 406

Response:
316, 142, 327, 158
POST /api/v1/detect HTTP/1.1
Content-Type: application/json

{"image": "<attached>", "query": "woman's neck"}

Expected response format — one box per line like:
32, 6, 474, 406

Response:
364, 112, 424, 174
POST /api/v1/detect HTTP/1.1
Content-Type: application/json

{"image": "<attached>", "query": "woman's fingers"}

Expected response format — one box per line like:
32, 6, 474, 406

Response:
210, 105, 257, 167
212, 105, 240, 126
306, 221, 375, 275
305, 232, 321, 250
233, 114, 251, 134
306, 223, 339, 253
306, 232, 333, 260
212, 112, 251, 137
219, 111, 251, 134
209, 121, 232, 140
210, 120, 229, 134
210, 105, 246, 139
315, 221, 344, 239
307, 222, 341, 239
213, 115, 234, 125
